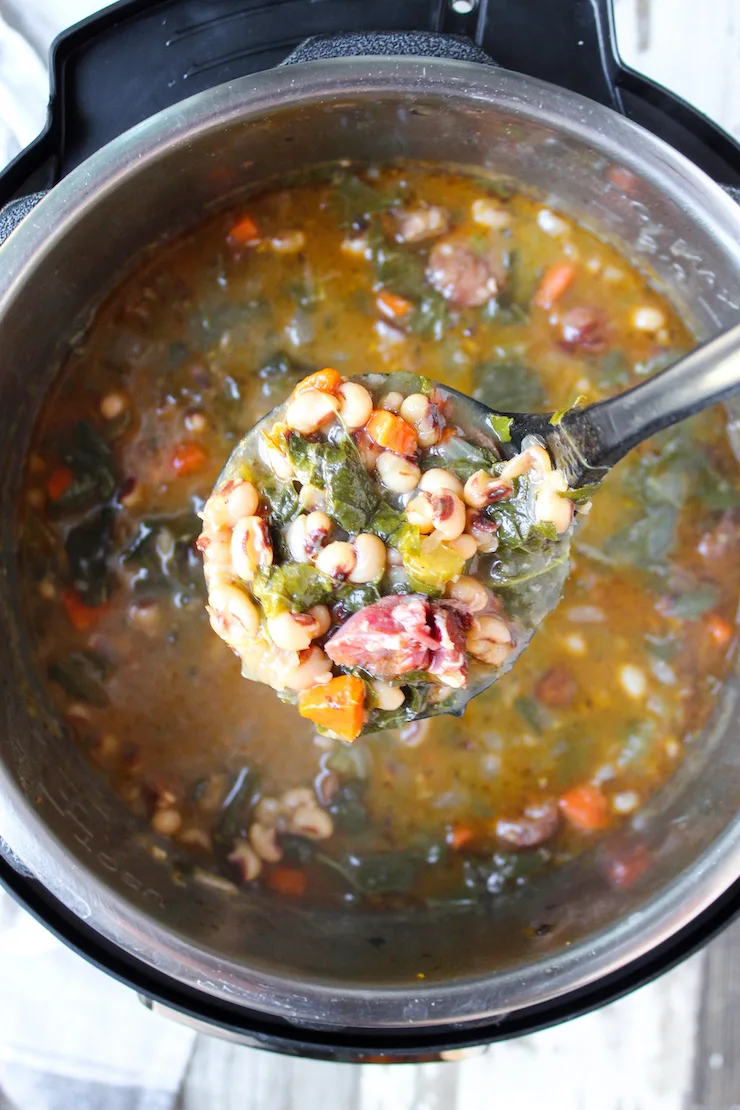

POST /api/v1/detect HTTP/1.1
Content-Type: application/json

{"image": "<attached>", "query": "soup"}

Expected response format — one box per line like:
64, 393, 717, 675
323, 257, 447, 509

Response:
18, 165, 740, 905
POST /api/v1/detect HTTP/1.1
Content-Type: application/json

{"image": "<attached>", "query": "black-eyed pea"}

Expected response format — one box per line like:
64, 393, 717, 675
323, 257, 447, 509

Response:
259, 424, 294, 480
298, 484, 327, 512
376, 451, 421, 493
231, 516, 272, 581
315, 541, 357, 580
406, 492, 435, 533
197, 527, 232, 571
340, 234, 370, 257
129, 600, 162, 634
419, 468, 463, 496
268, 611, 321, 651
349, 534, 386, 583
100, 391, 128, 420
285, 389, 339, 434
463, 469, 512, 508
281, 787, 316, 811
500, 443, 551, 482
92, 733, 120, 766
207, 582, 260, 646
184, 410, 208, 433
270, 230, 306, 254
447, 576, 491, 613
290, 804, 334, 840
630, 305, 665, 333
337, 382, 373, 429
379, 391, 404, 413
399, 393, 442, 447
249, 822, 284, 862
222, 479, 259, 524
286, 511, 331, 563
178, 827, 212, 851
227, 840, 262, 882
467, 509, 499, 553
254, 796, 282, 827
471, 198, 512, 229
535, 472, 574, 535
467, 615, 513, 666
151, 808, 182, 836
283, 646, 333, 691
372, 680, 405, 711
309, 605, 332, 637
429, 491, 466, 540
448, 534, 479, 561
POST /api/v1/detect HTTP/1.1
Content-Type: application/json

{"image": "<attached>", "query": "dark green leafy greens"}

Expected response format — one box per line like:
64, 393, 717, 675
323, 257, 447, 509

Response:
287, 430, 381, 534
65, 508, 116, 605
52, 421, 118, 515
584, 424, 740, 573
367, 222, 451, 339
48, 649, 112, 707
214, 767, 258, 847
490, 477, 557, 549
425, 435, 500, 483
332, 174, 404, 228
334, 583, 381, 616
472, 361, 546, 411
663, 581, 720, 619
122, 510, 204, 599
252, 564, 332, 619
257, 350, 310, 404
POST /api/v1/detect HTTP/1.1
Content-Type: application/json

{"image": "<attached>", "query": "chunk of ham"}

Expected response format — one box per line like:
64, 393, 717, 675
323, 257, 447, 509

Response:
428, 606, 468, 689
325, 594, 470, 687
325, 594, 437, 680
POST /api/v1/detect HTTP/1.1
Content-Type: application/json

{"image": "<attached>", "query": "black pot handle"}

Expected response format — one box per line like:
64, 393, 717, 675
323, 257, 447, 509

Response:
0, 192, 46, 250
1, 0, 739, 206
281, 30, 496, 68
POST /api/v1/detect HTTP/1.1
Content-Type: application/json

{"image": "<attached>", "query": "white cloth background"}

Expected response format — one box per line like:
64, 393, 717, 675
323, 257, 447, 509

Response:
0, 3, 738, 1109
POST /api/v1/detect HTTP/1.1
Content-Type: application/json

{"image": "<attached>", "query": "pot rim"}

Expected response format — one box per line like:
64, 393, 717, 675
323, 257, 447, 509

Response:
3, 55, 740, 1028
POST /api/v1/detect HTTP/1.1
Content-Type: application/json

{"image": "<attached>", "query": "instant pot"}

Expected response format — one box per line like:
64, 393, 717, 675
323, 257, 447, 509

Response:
2, 0, 740, 1062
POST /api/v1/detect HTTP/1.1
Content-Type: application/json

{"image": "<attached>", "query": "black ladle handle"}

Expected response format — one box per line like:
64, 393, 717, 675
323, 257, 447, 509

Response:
537, 323, 740, 486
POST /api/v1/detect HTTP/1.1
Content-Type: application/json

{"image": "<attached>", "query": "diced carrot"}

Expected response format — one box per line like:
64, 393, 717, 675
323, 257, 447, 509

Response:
293, 368, 343, 396
298, 675, 366, 743
707, 613, 734, 648
365, 410, 417, 456
447, 823, 475, 850
267, 866, 307, 897
228, 214, 260, 246
376, 290, 413, 320
559, 783, 609, 831
62, 589, 105, 632
171, 442, 208, 477
46, 465, 74, 501
534, 262, 576, 310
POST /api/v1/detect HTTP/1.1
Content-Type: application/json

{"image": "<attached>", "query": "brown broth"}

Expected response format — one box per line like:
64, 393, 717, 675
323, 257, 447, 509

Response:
17, 165, 740, 905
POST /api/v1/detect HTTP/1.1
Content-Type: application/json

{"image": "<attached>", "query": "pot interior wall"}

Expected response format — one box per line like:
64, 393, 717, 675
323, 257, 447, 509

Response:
2, 77, 740, 1025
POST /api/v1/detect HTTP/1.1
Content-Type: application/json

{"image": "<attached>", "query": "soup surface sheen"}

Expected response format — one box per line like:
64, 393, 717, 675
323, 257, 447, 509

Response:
19, 165, 740, 906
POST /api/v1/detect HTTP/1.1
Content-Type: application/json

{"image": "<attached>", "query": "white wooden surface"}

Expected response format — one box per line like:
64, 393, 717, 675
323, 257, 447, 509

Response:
0, 2, 739, 1108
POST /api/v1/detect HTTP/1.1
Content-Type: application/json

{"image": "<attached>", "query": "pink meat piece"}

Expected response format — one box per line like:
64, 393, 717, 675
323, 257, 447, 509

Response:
325, 594, 438, 680
428, 606, 468, 689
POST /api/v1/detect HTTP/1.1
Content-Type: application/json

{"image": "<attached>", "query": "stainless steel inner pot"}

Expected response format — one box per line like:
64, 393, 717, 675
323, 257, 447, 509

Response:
2, 56, 740, 1033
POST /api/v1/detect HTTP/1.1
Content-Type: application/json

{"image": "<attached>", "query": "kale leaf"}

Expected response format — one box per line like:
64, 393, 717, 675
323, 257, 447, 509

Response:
252, 564, 332, 619
472, 361, 545, 412
65, 507, 116, 605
